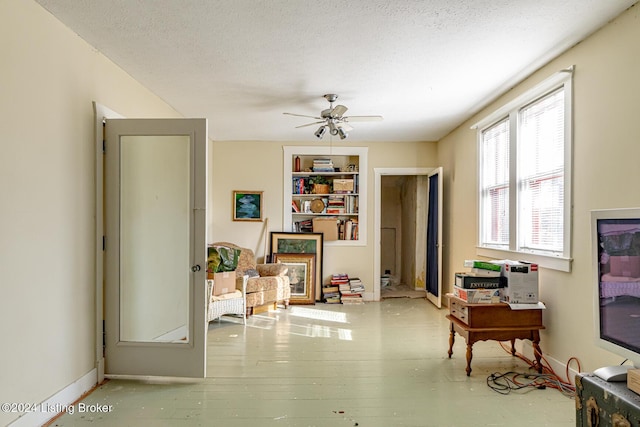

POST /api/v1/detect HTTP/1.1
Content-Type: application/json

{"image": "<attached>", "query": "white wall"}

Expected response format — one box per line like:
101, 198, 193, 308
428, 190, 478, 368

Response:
438, 4, 640, 373
0, 1, 182, 425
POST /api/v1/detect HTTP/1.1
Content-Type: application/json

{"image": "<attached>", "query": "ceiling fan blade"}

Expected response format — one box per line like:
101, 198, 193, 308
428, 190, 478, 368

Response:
295, 121, 326, 129
343, 115, 383, 122
331, 104, 348, 117
283, 112, 323, 120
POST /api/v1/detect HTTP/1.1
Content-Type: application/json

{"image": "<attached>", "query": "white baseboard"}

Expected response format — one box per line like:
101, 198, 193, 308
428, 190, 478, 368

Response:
9, 368, 97, 427
362, 291, 375, 301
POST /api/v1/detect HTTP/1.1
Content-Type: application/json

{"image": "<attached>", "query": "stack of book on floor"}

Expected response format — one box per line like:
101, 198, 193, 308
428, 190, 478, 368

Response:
324, 273, 345, 303
453, 260, 505, 303
341, 277, 365, 304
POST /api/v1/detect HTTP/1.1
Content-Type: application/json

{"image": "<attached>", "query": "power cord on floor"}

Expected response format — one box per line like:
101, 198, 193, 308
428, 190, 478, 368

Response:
487, 371, 576, 397
485, 342, 581, 398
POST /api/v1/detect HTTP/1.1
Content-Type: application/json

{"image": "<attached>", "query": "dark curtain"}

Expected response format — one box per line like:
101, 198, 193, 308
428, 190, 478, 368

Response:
426, 173, 439, 296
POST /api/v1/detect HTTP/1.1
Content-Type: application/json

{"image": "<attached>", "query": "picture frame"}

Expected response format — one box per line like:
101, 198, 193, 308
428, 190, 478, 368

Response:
273, 253, 315, 305
232, 191, 263, 221
270, 232, 323, 301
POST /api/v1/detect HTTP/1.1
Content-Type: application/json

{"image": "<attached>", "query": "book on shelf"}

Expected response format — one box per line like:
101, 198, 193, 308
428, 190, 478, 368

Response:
292, 177, 306, 194
292, 200, 300, 213
338, 219, 358, 240
312, 158, 334, 172
294, 219, 313, 232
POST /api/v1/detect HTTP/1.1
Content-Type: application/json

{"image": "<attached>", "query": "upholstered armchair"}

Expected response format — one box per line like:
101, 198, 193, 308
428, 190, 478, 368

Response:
211, 242, 291, 317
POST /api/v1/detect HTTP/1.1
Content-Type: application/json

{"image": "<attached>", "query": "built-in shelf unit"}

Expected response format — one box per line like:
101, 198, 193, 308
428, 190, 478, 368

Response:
283, 146, 368, 246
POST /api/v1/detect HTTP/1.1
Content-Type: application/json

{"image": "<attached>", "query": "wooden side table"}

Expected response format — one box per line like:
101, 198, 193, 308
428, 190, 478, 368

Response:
445, 294, 545, 376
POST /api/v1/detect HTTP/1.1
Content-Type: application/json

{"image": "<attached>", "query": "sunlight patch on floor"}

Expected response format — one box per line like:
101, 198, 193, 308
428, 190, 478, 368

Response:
289, 306, 349, 323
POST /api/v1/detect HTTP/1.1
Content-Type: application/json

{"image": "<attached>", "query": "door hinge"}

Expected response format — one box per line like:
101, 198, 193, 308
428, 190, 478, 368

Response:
102, 319, 106, 356
102, 236, 106, 251
102, 120, 106, 153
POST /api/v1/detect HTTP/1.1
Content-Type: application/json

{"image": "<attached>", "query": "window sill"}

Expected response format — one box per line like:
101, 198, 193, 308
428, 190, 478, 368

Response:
476, 246, 572, 272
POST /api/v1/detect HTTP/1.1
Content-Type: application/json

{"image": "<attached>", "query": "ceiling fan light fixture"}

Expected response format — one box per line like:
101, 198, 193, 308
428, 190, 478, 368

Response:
284, 93, 383, 141
314, 126, 326, 139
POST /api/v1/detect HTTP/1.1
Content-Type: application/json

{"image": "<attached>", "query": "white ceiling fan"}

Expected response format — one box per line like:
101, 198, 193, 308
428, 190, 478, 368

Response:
283, 94, 383, 140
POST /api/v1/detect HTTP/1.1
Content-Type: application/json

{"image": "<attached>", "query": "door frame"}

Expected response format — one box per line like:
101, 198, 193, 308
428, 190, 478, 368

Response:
94, 103, 208, 381
94, 102, 123, 384
373, 168, 437, 301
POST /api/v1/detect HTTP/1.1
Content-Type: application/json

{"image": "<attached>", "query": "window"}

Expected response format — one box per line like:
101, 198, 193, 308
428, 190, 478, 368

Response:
474, 68, 573, 271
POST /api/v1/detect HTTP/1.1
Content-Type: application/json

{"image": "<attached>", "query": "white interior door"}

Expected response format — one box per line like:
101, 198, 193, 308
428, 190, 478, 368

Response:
426, 167, 443, 308
104, 118, 207, 378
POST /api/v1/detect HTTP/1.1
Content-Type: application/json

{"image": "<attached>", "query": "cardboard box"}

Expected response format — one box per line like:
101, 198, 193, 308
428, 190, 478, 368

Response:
610, 256, 640, 278
453, 286, 502, 303
333, 179, 354, 193
313, 217, 338, 241
455, 273, 505, 289
628, 369, 640, 395
213, 271, 237, 296
496, 261, 539, 304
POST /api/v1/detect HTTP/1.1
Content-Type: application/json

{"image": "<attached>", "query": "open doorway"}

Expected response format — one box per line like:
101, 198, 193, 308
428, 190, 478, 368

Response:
380, 175, 427, 299
373, 167, 442, 305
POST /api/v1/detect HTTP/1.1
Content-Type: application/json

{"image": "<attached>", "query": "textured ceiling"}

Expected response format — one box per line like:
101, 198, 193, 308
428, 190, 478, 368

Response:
35, 0, 638, 142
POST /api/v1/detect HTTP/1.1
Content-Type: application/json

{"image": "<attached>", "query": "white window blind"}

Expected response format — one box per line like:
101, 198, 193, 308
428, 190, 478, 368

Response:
480, 118, 510, 247
518, 88, 565, 253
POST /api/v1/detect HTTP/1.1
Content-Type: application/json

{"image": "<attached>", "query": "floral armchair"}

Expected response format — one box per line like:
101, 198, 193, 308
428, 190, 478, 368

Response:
211, 242, 290, 316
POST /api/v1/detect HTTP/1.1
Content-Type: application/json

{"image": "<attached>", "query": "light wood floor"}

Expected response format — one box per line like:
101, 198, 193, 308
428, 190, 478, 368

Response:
50, 298, 575, 426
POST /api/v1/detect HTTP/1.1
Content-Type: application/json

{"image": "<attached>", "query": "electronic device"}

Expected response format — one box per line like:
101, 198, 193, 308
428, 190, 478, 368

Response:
591, 208, 640, 381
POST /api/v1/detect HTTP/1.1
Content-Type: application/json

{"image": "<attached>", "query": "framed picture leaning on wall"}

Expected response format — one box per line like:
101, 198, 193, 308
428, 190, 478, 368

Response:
269, 232, 323, 301
273, 253, 315, 305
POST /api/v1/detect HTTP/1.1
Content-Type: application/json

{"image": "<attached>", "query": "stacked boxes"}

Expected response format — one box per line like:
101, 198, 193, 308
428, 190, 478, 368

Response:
454, 273, 505, 303
495, 261, 539, 304
453, 260, 539, 304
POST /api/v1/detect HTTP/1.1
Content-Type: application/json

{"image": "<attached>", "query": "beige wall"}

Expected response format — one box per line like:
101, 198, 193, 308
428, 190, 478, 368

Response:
438, 4, 640, 372
0, 1, 182, 424
210, 141, 438, 290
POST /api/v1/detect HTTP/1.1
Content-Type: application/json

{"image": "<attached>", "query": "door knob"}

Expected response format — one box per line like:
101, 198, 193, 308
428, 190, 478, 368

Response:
191, 265, 201, 272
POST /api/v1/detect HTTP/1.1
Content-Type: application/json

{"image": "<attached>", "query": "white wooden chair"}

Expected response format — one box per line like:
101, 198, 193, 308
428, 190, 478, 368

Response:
207, 275, 247, 325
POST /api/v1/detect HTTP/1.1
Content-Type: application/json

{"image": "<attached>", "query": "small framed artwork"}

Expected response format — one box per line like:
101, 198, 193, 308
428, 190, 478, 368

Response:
273, 253, 315, 305
270, 232, 323, 301
232, 191, 263, 221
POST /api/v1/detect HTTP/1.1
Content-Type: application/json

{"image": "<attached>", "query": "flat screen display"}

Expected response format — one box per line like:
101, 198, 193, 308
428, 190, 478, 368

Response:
593, 212, 640, 362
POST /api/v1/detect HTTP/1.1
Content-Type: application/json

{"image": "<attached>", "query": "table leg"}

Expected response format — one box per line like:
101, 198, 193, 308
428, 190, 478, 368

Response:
533, 339, 543, 373
447, 322, 455, 358
465, 343, 473, 376
510, 339, 516, 356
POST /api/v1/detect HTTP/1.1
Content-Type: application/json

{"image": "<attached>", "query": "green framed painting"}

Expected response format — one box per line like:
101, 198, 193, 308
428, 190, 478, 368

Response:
233, 191, 263, 221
